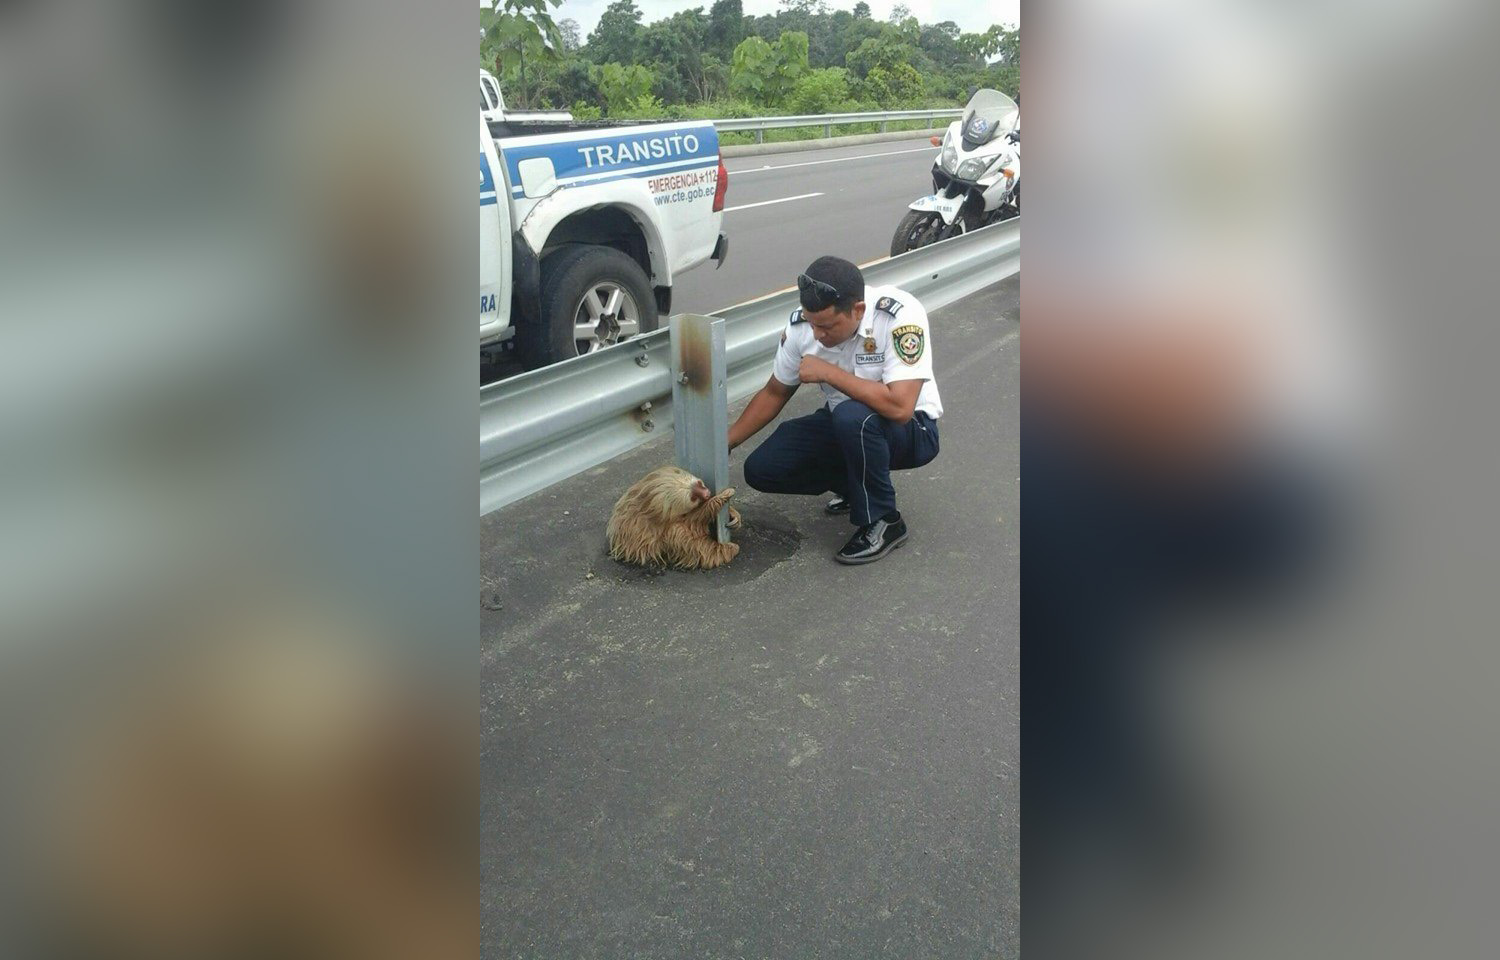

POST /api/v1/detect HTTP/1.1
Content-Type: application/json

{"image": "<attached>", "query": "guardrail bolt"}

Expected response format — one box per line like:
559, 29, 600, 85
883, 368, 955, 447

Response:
677, 373, 689, 385
635, 354, 649, 367
641, 419, 655, 432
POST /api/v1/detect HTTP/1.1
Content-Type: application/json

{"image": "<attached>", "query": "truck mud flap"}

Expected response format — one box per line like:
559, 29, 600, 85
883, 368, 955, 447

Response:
511, 232, 542, 329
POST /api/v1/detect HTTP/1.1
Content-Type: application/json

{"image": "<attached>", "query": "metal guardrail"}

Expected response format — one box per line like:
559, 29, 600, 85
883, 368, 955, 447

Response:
480, 217, 1019, 516
713, 108, 961, 143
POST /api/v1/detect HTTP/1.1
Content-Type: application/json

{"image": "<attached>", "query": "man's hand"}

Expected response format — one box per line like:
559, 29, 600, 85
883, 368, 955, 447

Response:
798, 356, 838, 384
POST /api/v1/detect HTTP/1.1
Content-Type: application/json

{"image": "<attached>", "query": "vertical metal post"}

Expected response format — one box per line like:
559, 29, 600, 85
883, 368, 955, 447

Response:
880, 120, 888, 133
670, 315, 731, 543
755, 128, 764, 144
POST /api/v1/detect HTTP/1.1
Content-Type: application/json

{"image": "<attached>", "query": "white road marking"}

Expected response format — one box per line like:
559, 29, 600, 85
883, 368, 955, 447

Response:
729, 145, 934, 175
723, 191, 824, 213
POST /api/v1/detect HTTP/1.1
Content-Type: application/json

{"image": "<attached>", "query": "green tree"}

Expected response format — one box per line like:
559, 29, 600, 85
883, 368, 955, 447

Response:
697, 54, 731, 102
586, 0, 645, 66
960, 25, 1018, 67
643, 7, 713, 104
558, 17, 582, 52
889, 4, 910, 23
483, 0, 1016, 115
787, 67, 850, 114
845, 28, 917, 79
534, 58, 597, 111
863, 61, 922, 106
707, 0, 747, 60
730, 31, 810, 106
481, 0, 566, 109
919, 21, 965, 68
729, 35, 775, 103
592, 62, 656, 115
769, 32, 811, 102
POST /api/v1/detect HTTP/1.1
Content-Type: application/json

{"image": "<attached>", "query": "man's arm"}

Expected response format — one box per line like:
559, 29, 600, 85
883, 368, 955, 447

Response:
728, 375, 798, 450
798, 357, 923, 422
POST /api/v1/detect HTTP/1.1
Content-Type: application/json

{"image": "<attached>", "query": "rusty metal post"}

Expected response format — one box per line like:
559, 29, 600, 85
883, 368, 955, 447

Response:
669, 314, 731, 543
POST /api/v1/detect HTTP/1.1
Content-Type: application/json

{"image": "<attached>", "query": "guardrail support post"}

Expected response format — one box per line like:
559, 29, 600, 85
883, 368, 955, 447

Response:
670, 314, 732, 543
880, 120, 888, 133
824, 123, 831, 138
755, 129, 763, 144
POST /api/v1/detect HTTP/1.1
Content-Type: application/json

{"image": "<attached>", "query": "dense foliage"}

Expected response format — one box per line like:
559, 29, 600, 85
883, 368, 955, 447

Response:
480, 0, 1018, 120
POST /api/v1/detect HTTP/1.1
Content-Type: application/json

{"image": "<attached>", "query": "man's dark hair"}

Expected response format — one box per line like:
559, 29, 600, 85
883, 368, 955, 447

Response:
800, 255, 865, 314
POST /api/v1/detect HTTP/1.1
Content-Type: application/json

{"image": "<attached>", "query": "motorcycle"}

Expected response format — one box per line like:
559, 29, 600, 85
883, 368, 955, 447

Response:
891, 88, 1020, 256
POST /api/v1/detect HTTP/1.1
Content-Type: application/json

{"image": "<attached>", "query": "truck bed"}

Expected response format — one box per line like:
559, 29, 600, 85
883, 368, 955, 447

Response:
487, 117, 671, 140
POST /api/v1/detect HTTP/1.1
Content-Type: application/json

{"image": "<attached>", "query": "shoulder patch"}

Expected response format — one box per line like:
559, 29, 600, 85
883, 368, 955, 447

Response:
790, 308, 807, 325
891, 323, 925, 365
875, 296, 904, 317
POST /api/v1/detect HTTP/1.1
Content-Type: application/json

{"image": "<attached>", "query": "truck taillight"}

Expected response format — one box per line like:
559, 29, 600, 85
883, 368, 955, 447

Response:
712, 159, 729, 212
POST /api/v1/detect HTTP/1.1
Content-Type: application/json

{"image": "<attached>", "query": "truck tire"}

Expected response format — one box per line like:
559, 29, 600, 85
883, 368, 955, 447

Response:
520, 245, 659, 370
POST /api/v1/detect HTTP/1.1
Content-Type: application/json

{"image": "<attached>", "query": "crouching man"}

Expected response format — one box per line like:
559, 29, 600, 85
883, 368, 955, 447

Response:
727, 255, 943, 565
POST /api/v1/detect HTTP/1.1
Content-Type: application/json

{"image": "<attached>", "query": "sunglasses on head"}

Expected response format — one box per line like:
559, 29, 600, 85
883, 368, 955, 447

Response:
797, 273, 842, 312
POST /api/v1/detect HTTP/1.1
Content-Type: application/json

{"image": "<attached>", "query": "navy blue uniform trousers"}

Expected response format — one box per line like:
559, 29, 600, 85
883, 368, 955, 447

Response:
743, 401, 940, 525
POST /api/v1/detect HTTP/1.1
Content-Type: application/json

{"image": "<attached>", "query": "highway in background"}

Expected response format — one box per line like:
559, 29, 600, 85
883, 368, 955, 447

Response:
673, 136, 938, 314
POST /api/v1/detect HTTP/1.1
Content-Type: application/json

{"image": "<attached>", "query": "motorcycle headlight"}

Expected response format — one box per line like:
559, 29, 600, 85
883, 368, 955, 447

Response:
940, 144, 958, 172
956, 157, 990, 181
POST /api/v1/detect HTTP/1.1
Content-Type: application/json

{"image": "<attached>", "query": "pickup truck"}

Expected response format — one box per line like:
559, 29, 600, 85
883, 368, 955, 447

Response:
480, 77, 729, 369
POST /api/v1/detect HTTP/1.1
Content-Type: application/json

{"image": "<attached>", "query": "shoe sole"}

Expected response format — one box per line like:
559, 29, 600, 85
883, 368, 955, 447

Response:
825, 503, 850, 515
834, 530, 909, 565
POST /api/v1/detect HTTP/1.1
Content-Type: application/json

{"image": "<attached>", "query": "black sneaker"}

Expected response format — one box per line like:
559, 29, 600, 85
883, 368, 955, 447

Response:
825, 496, 851, 515
835, 518, 909, 565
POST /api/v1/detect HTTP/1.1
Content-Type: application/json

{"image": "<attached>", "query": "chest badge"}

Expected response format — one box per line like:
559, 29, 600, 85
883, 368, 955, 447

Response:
863, 336, 877, 353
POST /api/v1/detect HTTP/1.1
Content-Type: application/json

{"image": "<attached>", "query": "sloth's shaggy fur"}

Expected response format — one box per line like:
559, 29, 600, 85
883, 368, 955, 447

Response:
607, 465, 741, 569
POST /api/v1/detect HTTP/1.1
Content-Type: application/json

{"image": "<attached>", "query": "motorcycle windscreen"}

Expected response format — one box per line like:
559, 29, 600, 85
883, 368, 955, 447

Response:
960, 89, 1019, 147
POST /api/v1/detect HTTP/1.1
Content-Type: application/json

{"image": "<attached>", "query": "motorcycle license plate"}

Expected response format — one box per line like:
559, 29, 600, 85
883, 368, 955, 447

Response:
912, 194, 964, 224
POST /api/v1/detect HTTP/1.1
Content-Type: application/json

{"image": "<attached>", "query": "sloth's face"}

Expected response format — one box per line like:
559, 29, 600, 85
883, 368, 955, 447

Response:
648, 467, 710, 517
688, 479, 710, 504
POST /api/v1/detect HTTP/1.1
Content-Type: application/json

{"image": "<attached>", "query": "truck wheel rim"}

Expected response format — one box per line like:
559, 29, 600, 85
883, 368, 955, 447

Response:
574, 282, 640, 354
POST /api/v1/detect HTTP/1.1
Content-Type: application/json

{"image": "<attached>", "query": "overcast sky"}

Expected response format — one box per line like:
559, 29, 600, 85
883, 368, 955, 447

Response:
495, 1, 1019, 42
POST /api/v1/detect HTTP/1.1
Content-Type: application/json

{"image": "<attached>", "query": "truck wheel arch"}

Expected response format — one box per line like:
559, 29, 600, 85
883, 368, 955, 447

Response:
530, 205, 670, 290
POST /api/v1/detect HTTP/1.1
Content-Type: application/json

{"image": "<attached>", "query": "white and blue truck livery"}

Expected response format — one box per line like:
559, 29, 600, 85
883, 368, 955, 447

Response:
480, 89, 729, 369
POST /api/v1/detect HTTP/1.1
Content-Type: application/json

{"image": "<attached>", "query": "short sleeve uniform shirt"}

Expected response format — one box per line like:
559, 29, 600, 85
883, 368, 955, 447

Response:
771, 285, 943, 419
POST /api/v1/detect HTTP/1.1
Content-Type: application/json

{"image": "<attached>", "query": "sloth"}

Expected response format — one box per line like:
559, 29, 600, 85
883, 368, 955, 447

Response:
607, 465, 742, 569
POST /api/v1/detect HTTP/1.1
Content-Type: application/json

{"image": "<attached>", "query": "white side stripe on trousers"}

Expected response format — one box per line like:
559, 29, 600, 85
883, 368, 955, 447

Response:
859, 413, 877, 524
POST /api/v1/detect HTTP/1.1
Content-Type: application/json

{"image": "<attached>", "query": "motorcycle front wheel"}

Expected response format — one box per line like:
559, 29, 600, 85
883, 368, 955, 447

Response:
890, 209, 944, 257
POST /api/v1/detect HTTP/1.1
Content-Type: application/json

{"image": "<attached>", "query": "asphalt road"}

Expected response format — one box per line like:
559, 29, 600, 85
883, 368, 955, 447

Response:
674, 137, 938, 315
481, 137, 938, 384
481, 275, 1019, 959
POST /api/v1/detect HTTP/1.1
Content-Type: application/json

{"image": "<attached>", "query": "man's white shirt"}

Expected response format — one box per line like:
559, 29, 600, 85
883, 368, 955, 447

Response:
771, 285, 944, 420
